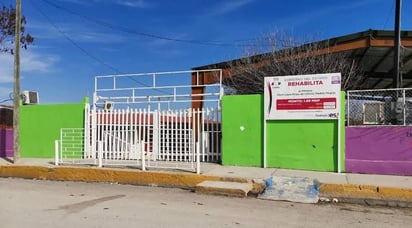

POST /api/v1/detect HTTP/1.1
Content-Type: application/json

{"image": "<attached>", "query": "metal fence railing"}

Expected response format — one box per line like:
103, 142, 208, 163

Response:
347, 88, 412, 126
55, 107, 222, 173
56, 128, 90, 165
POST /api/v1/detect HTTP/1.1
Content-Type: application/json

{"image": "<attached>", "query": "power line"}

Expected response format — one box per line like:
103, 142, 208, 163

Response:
38, 0, 258, 48
29, 0, 157, 89
30, 1, 121, 73
0, 92, 13, 104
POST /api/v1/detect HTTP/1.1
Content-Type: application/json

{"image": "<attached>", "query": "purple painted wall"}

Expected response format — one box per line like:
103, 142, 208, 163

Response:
346, 126, 412, 175
0, 129, 13, 157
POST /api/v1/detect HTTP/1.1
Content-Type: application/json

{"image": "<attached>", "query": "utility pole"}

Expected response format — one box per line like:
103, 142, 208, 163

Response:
393, 0, 402, 88
13, 0, 21, 163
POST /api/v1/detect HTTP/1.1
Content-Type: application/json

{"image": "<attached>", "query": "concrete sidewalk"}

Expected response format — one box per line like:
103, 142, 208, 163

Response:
1, 158, 412, 207
201, 163, 412, 206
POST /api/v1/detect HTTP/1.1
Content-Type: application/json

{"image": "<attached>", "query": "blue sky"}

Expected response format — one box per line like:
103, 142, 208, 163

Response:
0, 0, 411, 105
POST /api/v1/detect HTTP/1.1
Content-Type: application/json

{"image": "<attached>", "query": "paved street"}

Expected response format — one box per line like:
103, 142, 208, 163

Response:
0, 178, 411, 228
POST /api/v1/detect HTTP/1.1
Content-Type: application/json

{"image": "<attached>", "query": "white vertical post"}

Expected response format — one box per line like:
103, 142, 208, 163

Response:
109, 110, 114, 159
263, 119, 267, 168
219, 69, 223, 101
184, 109, 188, 161
143, 109, 147, 162
142, 109, 146, 152
337, 117, 342, 173
84, 103, 90, 158
114, 110, 120, 159
171, 110, 176, 162
196, 141, 200, 174
54, 140, 59, 166
178, 109, 183, 161
138, 108, 142, 141
337, 91, 342, 173
347, 91, 350, 126
60, 128, 64, 164
103, 127, 108, 163
205, 108, 209, 162
211, 108, 216, 161
94, 110, 100, 164
141, 141, 146, 171
134, 109, 138, 162
91, 108, 97, 159
211, 109, 214, 159
403, 89, 406, 126
165, 110, 168, 161
159, 110, 164, 160
217, 108, 221, 161
201, 108, 206, 162
125, 108, 130, 159
120, 109, 125, 159
153, 110, 159, 160
98, 141, 103, 168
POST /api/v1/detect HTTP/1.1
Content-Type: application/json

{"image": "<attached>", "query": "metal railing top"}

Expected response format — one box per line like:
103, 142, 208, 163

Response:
93, 69, 223, 110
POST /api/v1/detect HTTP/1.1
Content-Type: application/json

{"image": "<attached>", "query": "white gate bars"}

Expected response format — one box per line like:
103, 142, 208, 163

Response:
55, 128, 93, 165
200, 108, 221, 162
56, 107, 222, 173
92, 108, 222, 171
55, 69, 223, 173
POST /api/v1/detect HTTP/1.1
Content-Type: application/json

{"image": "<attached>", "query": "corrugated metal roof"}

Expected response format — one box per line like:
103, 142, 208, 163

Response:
193, 30, 412, 89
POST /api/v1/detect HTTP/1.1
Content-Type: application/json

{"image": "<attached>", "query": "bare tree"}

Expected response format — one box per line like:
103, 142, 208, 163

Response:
223, 31, 364, 94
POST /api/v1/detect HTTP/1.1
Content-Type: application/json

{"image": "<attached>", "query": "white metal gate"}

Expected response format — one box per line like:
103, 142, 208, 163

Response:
93, 107, 219, 155
56, 107, 221, 172
55, 70, 222, 173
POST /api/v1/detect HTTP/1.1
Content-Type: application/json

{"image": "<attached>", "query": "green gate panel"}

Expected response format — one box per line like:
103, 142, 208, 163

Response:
222, 94, 263, 167
266, 120, 338, 171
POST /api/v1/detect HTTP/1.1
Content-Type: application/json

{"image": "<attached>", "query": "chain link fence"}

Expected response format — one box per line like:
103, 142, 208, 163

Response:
347, 88, 412, 126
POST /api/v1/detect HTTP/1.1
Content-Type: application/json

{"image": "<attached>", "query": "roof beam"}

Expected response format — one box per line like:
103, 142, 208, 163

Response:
369, 49, 393, 72
370, 78, 385, 88
193, 31, 412, 92
403, 79, 412, 87
403, 52, 412, 65
366, 72, 394, 79
369, 38, 412, 47
218, 37, 412, 81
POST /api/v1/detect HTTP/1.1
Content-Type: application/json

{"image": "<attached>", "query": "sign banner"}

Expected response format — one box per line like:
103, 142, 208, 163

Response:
264, 73, 341, 120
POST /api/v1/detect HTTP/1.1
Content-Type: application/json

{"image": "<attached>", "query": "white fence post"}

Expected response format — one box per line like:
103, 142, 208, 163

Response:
54, 140, 59, 166
403, 90, 406, 126
91, 108, 97, 159
153, 109, 159, 160
141, 141, 146, 171
196, 141, 200, 174
98, 141, 103, 168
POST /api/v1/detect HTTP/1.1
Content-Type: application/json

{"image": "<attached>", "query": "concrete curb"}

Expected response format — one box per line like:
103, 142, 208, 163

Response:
0, 165, 266, 195
319, 183, 412, 207
3, 165, 412, 206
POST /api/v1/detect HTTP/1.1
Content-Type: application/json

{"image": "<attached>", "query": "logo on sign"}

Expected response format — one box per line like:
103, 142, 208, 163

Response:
331, 76, 341, 84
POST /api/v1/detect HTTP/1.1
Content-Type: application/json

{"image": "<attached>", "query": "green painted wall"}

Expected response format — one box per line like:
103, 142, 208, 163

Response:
222, 92, 345, 172
266, 119, 338, 171
20, 102, 86, 158
222, 94, 263, 167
